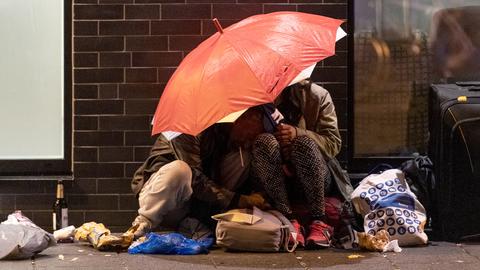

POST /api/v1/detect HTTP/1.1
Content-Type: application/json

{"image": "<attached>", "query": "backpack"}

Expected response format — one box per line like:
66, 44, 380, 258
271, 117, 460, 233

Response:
399, 155, 435, 227
325, 197, 363, 249
212, 207, 298, 252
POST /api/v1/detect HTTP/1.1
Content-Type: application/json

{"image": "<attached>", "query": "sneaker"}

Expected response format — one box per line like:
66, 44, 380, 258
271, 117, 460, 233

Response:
289, 219, 305, 247
306, 220, 333, 248
132, 215, 152, 239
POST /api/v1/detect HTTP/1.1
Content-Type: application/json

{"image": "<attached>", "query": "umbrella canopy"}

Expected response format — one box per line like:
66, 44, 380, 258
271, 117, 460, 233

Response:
152, 12, 344, 137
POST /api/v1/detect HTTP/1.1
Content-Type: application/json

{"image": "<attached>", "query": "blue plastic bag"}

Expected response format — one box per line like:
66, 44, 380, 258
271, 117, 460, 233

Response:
128, 232, 213, 255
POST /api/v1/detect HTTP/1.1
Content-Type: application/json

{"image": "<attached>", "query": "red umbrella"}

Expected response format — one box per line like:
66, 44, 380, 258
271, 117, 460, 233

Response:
152, 12, 344, 138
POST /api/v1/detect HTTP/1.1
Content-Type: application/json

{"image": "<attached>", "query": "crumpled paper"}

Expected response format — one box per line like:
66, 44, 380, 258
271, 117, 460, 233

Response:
357, 230, 402, 253
74, 222, 138, 251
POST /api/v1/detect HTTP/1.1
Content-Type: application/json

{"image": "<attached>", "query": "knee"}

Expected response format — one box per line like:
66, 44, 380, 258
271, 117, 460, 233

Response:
157, 160, 192, 190
291, 136, 323, 160
292, 136, 316, 150
253, 133, 280, 156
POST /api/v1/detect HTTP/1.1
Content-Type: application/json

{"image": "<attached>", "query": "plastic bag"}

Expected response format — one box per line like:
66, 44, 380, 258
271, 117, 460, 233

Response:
128, 232, 213, 255
351, 169, 428, 246
0, 211, 56, 260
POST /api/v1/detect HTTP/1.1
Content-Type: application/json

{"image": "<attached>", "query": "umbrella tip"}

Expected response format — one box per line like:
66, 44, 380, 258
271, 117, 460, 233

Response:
212, 18, 224, 34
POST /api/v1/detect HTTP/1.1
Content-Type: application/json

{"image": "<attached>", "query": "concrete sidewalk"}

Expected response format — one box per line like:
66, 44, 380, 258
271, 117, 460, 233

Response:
2, 241, 480, 270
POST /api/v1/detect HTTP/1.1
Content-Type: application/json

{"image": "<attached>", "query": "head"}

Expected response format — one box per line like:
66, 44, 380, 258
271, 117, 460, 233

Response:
229, 106, 266, 147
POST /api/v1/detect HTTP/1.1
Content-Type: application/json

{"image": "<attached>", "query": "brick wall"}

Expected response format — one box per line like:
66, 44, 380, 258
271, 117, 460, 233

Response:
0, 0, 347, 232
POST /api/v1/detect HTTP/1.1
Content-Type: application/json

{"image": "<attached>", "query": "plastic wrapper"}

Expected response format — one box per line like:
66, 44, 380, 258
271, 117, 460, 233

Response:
357, 230, 390, 251
128, 232, 213, 255
74, 222, 137, 251
54, 225, 75, 243
0, 211, 55, 260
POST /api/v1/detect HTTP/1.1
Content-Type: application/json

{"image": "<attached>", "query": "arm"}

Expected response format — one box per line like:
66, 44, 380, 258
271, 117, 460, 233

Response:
294, 83, 342, 159
296, 85, 342, 158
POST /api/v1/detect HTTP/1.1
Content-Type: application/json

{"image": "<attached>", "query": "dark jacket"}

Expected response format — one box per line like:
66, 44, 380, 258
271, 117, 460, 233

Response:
131, 131, 238, 212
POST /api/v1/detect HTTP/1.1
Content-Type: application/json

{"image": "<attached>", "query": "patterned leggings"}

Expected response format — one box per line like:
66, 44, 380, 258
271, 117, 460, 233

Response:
252, 134, 331, 220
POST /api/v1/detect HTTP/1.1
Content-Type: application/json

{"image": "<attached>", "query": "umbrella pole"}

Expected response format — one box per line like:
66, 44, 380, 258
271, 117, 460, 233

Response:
239, 146, 244, 168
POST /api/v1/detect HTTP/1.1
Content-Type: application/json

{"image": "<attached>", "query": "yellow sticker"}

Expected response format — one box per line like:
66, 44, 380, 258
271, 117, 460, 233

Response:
457, 96, 467, 102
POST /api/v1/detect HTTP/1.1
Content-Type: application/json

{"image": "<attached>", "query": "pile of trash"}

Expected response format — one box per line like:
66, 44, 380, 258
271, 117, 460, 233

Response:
0, 211, 56, 260
0, 211, 215, 260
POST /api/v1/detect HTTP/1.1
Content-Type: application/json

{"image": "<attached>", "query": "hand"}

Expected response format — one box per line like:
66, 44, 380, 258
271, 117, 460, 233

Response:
274, 123, 296, 160
237, 193, 270, 210
274, 123, 297, 144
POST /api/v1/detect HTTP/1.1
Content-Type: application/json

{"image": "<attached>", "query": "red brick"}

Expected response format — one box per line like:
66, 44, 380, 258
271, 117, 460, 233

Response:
125, 131, 157, 145
68, 194, 120, 209
98, 178, 134, 194
99, 84, 119, 99
100, 52, 131, 67
151, 20, 201, 35
126, 36, 168, 51
126, 68, 157, 83
99, 0, 133, 3
323, 83, 347, 99
99, 116, 151, 130
75, 131, 124, 146
126, 100, 158, 115
311, 67, 347, 83
119, 84, 164, 98
126, 4, 160, 19
239, 0, 286, 3
75, 68, 124, 83
134, 147, 152, 161
75, 0, 97, 3
84, 211, 137, 227
74, 21, 98, 36
100, 21, 149, 35
263, 4, 297, 13
119, 195, 138, 210
323, 51, 347, 66
162, 4, 211, 19
132, 52, 182, 67
136, 0, 185, 3
99, 147, 134, 162
201, 19, 238, 35
289, 0, 320, 3
74, 5, 124, 20
169, 35, 206, 51
75, 37, 124, 52
75, 84, 98, 99
75, 100, 124, 115
297, 4, 347, 19
158, 67, 176, 83
75, 53, 98, 67
75, 116, 99, 130
187, 0, 234, 2
125, 163, 144, 177
212, 4, 262, 19
74, 147, 98, 162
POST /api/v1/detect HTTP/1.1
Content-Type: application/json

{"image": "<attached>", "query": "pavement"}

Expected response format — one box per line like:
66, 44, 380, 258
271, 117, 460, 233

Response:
2, 241, 480, 270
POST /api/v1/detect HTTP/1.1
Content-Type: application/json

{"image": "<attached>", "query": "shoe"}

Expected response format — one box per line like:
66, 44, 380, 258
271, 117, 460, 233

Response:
132, 215, 152, 239
306, 220, 333, 248
289, 219, 305, 247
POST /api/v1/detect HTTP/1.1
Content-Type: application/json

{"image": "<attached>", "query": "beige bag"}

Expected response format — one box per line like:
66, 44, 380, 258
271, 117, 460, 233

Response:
212, 207, 298, 252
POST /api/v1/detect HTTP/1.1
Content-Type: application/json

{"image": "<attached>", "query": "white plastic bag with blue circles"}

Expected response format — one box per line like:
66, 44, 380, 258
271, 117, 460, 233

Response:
351, 169, 428, 246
